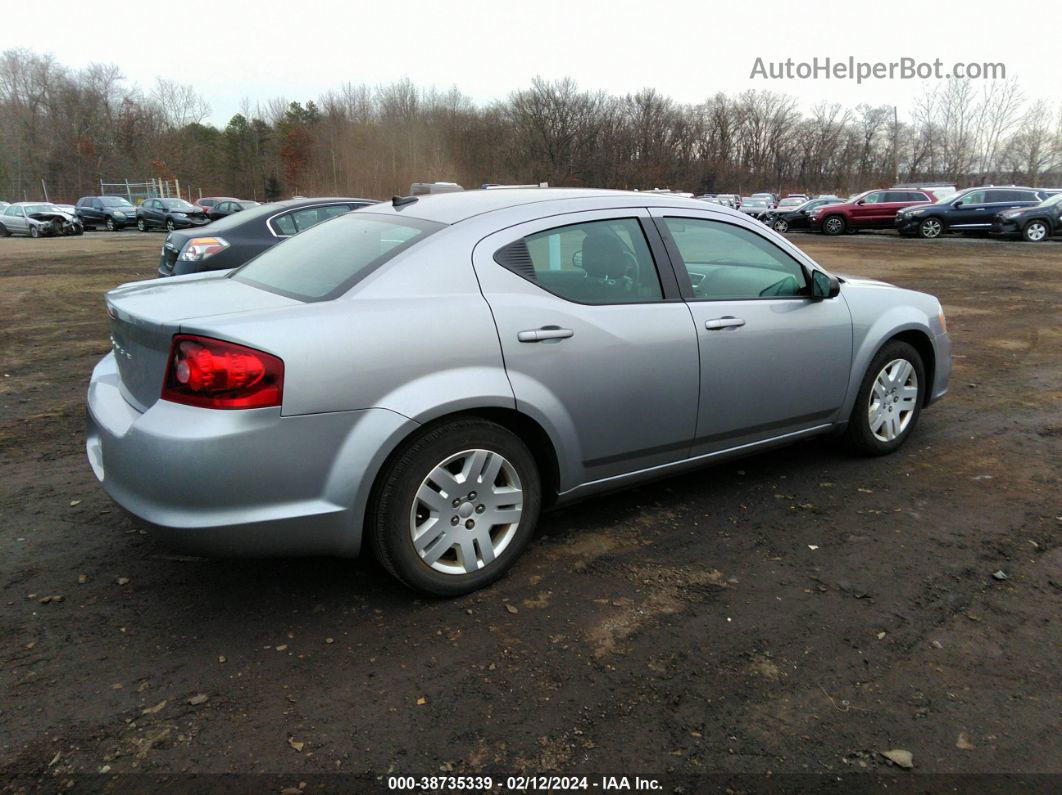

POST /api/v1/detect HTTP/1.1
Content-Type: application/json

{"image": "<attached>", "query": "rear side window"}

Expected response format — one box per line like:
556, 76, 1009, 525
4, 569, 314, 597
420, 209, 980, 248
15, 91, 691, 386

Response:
271, 204, 357, 236
233, 212, 443, 301
494, 218, 663, 305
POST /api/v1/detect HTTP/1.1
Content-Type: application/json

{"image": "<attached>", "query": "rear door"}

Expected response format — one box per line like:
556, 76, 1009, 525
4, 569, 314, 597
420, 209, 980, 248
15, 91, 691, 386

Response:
4, 205, 27, 234
650, 209, 852, 455
472, 209, 700, 485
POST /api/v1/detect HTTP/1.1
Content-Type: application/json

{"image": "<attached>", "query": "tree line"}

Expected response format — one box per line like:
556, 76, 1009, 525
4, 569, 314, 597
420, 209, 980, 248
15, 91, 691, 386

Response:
2, 48, 1060, 204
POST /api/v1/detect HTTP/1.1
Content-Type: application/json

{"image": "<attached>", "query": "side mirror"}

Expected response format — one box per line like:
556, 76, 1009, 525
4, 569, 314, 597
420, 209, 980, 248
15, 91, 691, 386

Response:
953, 200, 964, 207
855, 199, 865, 206
810, 270, 840, 300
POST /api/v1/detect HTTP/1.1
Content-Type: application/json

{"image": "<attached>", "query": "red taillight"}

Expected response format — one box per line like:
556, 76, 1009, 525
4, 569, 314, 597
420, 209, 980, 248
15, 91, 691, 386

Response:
162, 335, 283, 409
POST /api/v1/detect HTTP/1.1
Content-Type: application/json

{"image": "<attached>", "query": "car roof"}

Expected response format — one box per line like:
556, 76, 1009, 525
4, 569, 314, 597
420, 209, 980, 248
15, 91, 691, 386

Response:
363, 188, 751, 225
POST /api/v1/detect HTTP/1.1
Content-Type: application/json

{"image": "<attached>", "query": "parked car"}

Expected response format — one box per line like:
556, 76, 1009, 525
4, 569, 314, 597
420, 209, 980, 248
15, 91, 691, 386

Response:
990, 192, 1062, 242
158, 196, 376, 277
766, 197, 845, 233
893, 182, 957, 201
0, 201, 9, 211
207, 199, 260, 221
739, 197, 772, 221
88, 189, 950, 595
776, 197, 806, 210
0, 202, 83, 237
713, 194, 739, 208
751, 192, 779, 208
410, 181, 463, 196
809, 188, 936, 235
75, 195, 138, 231
193, 196, 236, 217
895, 186, 1051, 239
136, 198, 210, 232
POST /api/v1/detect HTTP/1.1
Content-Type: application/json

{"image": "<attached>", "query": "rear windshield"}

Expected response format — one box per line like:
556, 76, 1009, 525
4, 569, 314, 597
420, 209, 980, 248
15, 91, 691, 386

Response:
232, 212, 444, 301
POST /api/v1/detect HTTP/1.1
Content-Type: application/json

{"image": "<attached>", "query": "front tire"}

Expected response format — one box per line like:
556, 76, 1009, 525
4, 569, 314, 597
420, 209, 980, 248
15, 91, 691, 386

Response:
845, 341, 925, 456
137, 218, 147, 232
822, 215, 846, 236
1022, 220, 1048, 242
166, 219, 175, 233
368, 418, 541, 596
30, 225, 40, 238
918, 217, 944, 239
105, 217, 116, 232
773, 218, 789, 233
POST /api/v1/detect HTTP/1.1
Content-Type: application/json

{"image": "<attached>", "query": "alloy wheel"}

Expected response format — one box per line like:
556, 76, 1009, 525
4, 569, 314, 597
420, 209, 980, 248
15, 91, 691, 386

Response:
868, 358, 919, 442
106, 218, 115, 232
409, 448, 523, 575
774, 219, 789, 233
824, 216, 844, 235
1024, 221, 1047, 242
137, 218, 146, 232
920, 218, 943, 239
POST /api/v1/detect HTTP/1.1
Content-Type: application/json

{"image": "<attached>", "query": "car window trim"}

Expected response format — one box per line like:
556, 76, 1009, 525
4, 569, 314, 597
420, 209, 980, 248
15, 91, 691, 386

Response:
266, 202, 367, 238
490, 213, 683, 307
651, 213, 817, 303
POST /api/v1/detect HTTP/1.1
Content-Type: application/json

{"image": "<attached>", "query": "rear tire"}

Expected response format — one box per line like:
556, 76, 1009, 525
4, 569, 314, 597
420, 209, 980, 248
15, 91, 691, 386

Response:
822, 215, 846, 236
845, 341, 925, 456
368, 418, 541, 596
0, 224, 9, 237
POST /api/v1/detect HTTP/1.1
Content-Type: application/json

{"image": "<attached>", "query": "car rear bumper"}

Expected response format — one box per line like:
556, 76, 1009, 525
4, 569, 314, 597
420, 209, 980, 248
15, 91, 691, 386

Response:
86, 352, 418, 557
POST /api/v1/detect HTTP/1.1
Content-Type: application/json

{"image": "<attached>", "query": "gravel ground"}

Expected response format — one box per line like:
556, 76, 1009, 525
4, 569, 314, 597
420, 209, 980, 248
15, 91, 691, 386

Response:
1, 230, 1059, 793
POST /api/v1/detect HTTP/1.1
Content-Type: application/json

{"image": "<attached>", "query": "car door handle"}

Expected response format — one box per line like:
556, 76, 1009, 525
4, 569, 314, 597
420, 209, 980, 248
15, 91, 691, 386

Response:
705, 317, 746, 330
517, 326, 574, 343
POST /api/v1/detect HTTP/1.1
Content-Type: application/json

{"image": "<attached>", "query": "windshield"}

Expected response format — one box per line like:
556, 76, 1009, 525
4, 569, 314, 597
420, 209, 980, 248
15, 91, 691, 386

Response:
101, 197, 133, 207
24, 204, 63, 214
161, 199, 195, 210
238, 201, 260, 209
233, 212, 444, 301
744, 200, 768, 207
1038, 193, 1062, 207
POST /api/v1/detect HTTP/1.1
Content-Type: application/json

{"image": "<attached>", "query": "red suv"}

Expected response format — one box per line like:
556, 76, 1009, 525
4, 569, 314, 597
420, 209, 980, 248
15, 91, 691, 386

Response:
809, 188, 935, 235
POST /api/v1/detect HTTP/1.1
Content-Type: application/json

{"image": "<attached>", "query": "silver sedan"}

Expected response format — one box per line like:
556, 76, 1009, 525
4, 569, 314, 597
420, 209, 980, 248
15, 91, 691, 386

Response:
86, 189, 951, 595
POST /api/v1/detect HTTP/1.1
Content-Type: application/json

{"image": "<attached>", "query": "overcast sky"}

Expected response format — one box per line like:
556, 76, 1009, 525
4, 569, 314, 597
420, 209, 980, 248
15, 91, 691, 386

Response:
3, 0, 1050, 125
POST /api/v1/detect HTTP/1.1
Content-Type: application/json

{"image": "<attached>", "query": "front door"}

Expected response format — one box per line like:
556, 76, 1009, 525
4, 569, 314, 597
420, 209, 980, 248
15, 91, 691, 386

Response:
472, 209, 700, 487
650, 210, 853, 456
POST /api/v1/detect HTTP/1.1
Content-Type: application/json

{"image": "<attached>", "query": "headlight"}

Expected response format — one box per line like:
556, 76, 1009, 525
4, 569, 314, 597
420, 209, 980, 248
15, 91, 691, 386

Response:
114, 211, 126, 218
177, 236, 229, 262
173, 212, 187, 218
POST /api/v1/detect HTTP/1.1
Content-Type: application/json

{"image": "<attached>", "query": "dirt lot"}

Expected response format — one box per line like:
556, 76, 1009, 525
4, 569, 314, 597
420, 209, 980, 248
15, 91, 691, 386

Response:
1, 230, 1059, 792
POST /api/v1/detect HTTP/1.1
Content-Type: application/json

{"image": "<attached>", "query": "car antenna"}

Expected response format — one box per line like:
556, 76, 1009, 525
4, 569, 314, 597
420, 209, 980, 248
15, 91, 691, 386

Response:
392, 195, 418, 209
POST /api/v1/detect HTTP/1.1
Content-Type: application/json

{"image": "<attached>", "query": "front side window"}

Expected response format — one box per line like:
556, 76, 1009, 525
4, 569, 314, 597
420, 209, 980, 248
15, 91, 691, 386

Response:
961, 190, 986, 205
862, 192, 886, 204
496, 218, 664, 305
663, 217, 808, 300
234, 212, 443, 301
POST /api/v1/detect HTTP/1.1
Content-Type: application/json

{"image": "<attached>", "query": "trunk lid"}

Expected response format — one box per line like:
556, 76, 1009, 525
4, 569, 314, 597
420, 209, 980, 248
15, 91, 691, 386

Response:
105, 274, 300, 411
